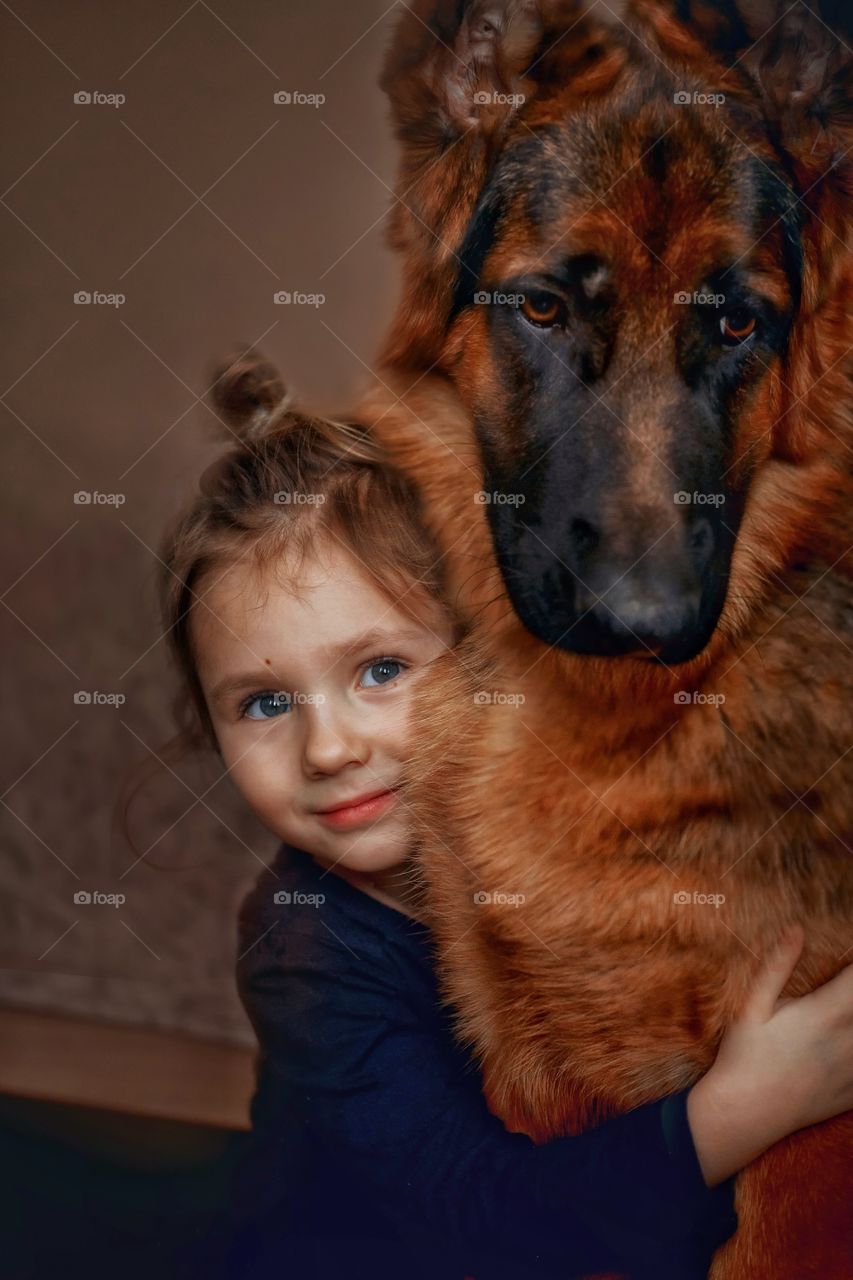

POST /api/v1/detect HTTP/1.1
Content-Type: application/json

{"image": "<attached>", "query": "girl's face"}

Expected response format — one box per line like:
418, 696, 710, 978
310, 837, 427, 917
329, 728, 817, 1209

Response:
193, 537, 454, 873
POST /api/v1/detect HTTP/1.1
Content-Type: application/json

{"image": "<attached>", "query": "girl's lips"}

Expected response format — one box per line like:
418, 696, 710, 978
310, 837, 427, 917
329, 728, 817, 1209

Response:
316, 788, 399, 830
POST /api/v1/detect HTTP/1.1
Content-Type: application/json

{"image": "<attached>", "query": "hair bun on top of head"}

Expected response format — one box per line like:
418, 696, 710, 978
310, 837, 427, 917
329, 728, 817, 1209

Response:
208, 347, 293, 445
199, 346, 385, 505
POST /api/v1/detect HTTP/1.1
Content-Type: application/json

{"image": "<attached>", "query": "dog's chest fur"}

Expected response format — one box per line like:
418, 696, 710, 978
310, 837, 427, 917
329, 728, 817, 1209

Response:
403, 556, 852, 1137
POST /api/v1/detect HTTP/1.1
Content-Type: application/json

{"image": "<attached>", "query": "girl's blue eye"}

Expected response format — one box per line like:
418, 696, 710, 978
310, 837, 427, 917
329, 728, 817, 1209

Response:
360, 658, 403, 688
243, 692, 292, 721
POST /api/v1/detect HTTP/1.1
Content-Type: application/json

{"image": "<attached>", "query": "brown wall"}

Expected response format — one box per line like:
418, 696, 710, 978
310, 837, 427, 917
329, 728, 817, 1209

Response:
1, 0, 400, 1044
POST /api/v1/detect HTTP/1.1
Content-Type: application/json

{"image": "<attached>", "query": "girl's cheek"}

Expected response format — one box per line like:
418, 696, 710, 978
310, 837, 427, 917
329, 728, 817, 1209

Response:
226, 737, 292, 804
371, 692, 417, 761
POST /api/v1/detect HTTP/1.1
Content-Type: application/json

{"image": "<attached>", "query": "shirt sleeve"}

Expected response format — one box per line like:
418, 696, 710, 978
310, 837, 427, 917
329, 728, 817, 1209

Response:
239, 926, 738, 1279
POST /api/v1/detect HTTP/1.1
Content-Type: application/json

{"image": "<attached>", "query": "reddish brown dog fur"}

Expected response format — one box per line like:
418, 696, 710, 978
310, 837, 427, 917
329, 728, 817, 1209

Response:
356, 1, 853, 1276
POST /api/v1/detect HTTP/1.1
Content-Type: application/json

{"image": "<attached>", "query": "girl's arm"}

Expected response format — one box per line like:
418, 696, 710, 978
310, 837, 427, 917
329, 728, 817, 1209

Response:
238, 920, 853, 1280
687, 925, 853, 1186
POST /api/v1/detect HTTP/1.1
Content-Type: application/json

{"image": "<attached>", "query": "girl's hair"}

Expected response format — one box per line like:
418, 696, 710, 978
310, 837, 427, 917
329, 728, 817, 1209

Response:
116, 348, 457, 854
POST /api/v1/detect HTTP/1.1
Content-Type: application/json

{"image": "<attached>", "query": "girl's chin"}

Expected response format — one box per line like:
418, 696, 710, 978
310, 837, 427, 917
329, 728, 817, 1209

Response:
273, 813, 409, 868
328, 830, 410, 872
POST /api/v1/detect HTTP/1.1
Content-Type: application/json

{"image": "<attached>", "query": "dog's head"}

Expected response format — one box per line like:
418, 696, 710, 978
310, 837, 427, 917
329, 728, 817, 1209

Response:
378, 0, 852, 666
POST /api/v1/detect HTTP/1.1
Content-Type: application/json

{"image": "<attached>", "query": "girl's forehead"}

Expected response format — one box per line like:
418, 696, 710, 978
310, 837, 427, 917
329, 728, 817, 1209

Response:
197, 540, 439, 655
209, 539, 376, 614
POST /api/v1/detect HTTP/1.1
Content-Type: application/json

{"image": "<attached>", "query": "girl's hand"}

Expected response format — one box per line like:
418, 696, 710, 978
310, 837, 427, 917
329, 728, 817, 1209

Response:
686, 926, 853, 1186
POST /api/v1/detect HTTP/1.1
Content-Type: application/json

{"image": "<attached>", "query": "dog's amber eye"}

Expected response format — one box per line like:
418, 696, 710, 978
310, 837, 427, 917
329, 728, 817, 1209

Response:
520, 292, 564, 328
720, 310, 756, 343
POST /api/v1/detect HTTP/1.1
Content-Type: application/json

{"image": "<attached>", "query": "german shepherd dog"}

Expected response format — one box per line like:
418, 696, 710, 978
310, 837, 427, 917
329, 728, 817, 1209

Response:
355, 1, 853, 1276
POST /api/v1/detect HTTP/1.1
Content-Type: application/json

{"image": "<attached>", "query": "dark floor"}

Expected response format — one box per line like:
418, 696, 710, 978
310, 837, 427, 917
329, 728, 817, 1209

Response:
0, 1095, 247, 1279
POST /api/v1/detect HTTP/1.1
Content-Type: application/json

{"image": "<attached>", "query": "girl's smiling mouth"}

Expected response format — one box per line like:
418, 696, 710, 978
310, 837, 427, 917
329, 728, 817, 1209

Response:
315, 787, 400, 830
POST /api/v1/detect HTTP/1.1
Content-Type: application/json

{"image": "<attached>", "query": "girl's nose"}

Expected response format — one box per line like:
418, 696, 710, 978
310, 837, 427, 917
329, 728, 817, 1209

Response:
300, 704, 368, 774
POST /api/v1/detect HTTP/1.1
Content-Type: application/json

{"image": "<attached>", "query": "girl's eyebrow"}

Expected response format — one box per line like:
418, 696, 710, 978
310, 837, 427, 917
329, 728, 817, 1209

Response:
317, 625, 427, 662
209, 626, 427, 705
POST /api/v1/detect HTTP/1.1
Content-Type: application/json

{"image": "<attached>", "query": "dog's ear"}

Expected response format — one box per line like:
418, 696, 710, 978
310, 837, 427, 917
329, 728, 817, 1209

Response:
380, 0, 544, 139
737, 2, 852, 156
667, 1, 852, 172
378, 0, 620, 366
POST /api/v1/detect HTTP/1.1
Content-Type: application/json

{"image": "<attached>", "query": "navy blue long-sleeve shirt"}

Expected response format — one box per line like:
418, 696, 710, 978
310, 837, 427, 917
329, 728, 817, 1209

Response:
225, 843, 737, 1279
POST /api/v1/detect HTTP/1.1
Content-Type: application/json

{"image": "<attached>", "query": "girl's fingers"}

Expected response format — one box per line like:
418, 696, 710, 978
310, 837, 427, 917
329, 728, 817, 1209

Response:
741, 924, 805, 1022
797, 956, 853, 1020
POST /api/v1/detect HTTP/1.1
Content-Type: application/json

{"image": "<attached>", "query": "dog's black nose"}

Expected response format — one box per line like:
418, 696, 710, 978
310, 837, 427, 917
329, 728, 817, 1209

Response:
488, 486, 731, 664
571, 540, 704, 657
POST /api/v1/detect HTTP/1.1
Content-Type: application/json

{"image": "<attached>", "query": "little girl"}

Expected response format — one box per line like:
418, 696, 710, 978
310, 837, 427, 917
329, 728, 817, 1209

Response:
158, 351, 853, 1280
